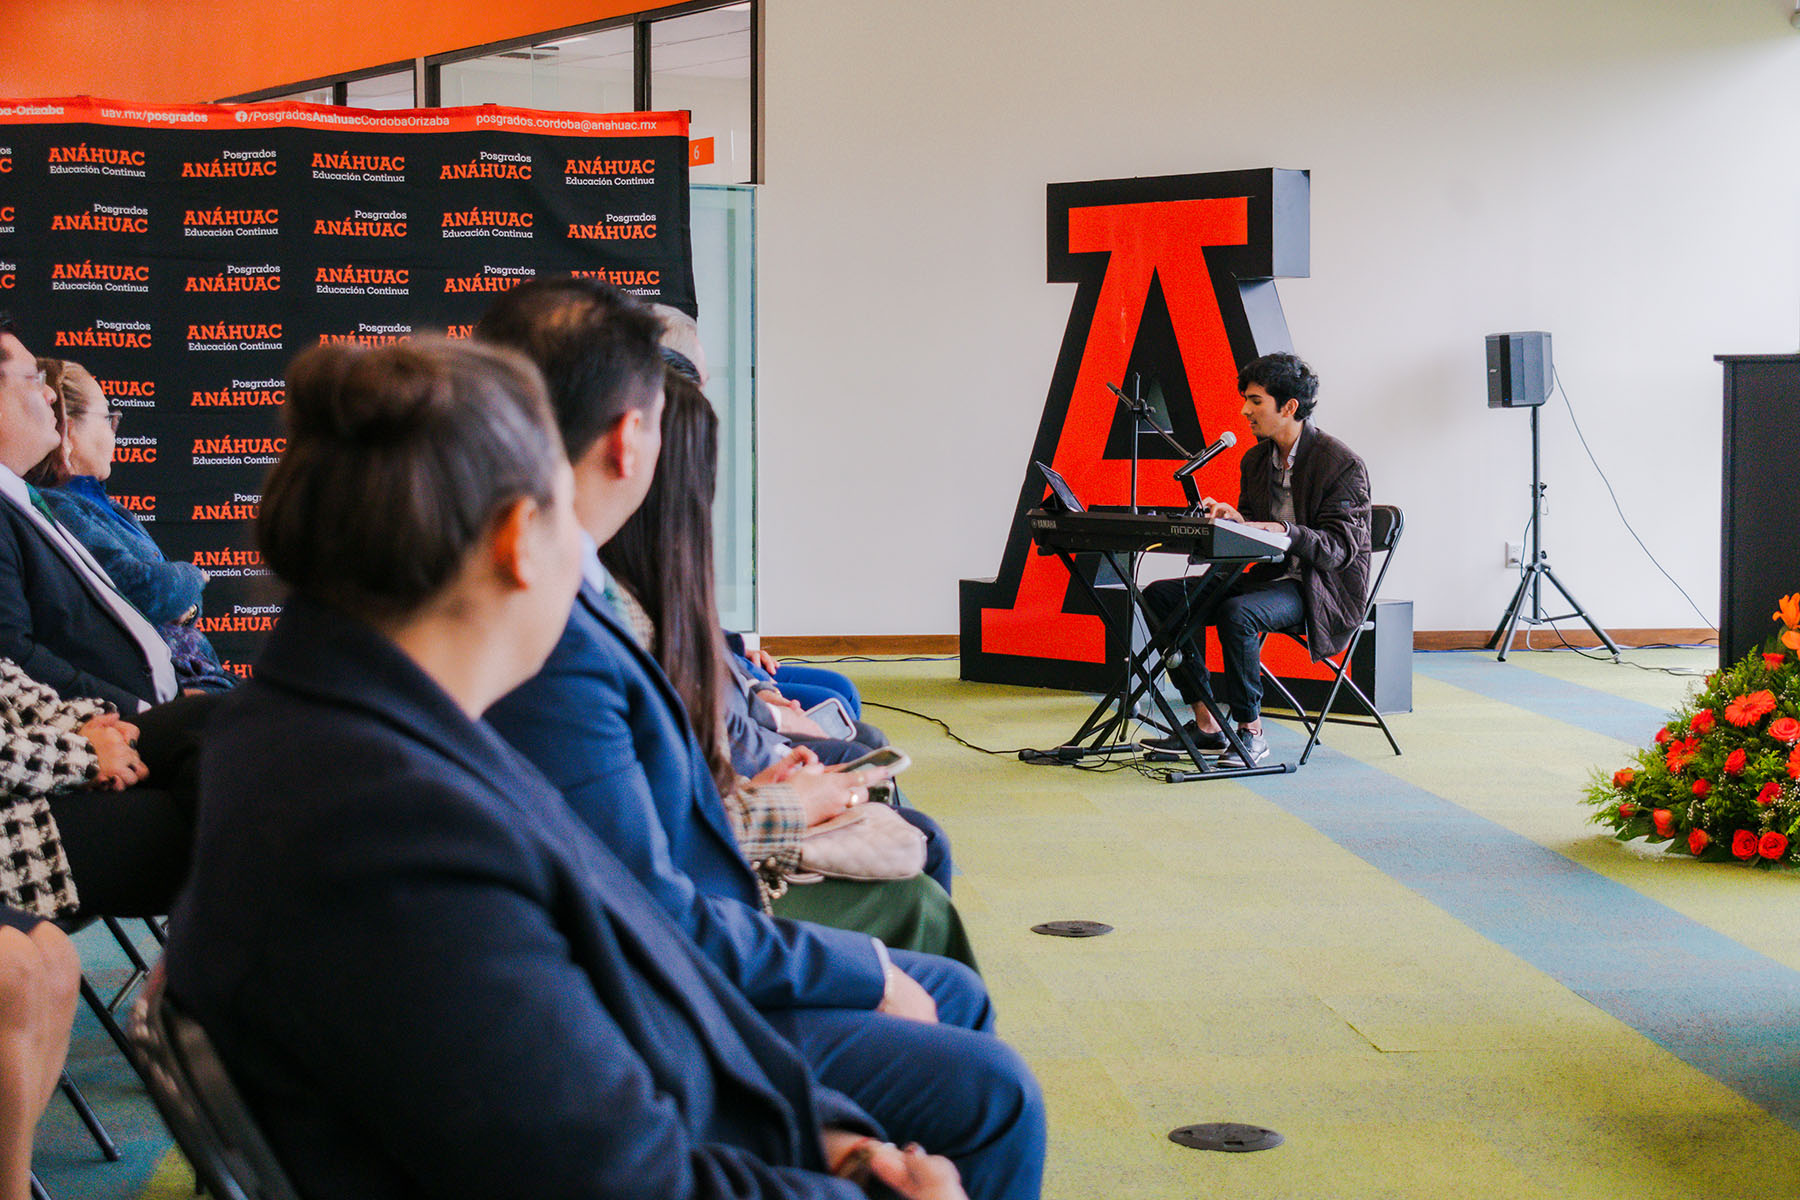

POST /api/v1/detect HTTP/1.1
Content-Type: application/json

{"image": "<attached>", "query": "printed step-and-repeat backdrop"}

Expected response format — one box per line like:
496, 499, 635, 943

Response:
0, 96, 695, 675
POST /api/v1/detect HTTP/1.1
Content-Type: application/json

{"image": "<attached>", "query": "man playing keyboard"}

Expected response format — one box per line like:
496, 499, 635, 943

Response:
1143, 353, 1371, 767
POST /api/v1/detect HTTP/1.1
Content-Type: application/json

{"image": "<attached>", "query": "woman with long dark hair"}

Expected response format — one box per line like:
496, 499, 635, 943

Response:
601, 370, 975, 967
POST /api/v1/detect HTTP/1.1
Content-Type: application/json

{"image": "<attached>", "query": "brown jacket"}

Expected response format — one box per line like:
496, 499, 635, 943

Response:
1236, 422, 1372, 659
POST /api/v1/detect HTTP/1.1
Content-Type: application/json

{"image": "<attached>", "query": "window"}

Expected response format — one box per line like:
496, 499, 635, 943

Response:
648, 4, 752, 186
438, 27, 635, 115
221, 0, 759, 183
344, 70, 416, 110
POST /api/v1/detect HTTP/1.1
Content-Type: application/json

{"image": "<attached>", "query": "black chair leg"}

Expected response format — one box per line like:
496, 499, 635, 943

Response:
1297, 664, 1345, 765
143, 917, 167, 946
30, 1170, 51, 1200
80, 975, 137, 1065
102, 918, 153, 976
57, 1070, 120, 1161
1261, 668, 1316, 738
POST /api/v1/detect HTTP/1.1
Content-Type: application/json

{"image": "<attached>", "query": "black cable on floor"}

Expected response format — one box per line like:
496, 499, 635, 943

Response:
860, 699, 1030, 757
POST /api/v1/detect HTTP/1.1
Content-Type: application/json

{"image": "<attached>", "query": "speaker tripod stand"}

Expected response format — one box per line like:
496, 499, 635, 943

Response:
1487, 405, 1619, 662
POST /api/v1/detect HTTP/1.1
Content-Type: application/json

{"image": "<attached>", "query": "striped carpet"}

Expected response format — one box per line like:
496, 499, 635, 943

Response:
39, 647, 1800, 1199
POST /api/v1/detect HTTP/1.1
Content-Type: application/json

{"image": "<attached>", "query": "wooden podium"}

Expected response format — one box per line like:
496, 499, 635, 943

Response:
1715, 354, 1800, 665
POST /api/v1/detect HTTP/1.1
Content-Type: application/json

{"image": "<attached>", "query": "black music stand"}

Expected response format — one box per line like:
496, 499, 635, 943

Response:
1020, 464, 1295, 782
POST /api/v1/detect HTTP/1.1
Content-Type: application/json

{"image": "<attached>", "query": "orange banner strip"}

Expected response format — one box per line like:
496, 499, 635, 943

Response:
0, 95, 689, 139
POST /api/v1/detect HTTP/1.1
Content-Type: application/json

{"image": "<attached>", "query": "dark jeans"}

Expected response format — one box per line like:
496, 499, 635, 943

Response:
1142, 575, 1305, 726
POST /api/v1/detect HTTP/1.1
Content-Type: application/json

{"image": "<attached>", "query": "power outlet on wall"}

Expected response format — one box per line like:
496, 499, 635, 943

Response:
1505, 541, 1524, 568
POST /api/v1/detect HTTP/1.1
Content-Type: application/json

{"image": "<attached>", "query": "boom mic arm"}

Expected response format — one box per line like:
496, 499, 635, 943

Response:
1173, 431, 1236, 481
1105, 381, 1193, 459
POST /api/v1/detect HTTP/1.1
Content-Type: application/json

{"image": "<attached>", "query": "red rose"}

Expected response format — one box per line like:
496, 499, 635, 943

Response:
1765, 652, 1789, 669
1789, 745, 1800, 781
1761, 831, 1789, 860
1666, 740, 1699, 773
1690, 710, 1716, 735
1732, 830, 1759, 859
1655, 727, 1673, 746
1612, 768, 1635, 789
1758, 781, 1782, 806
1652, 809, 1676, 838
1689, 828, 1710, 854
1618, 801, 1637, 818
1692, 778, 1711, 797
1726, 691, 1778, 727
1725, 749, 1748, 775
1770, 716, 1800, 745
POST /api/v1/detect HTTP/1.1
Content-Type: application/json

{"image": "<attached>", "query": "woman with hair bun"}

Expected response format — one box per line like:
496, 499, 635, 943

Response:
163, 337, 969, 1200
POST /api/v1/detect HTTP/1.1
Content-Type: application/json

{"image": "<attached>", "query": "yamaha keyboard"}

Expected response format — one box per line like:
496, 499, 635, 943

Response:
1029, 508, 1290, 562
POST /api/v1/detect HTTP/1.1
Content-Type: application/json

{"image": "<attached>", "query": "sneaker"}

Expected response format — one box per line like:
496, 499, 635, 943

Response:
1142, 722, 1229, 754
1217, 729, 1270, 768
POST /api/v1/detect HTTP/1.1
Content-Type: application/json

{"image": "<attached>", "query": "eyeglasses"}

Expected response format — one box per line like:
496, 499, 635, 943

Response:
3, 369, 46, 389
72, 410, 122, 432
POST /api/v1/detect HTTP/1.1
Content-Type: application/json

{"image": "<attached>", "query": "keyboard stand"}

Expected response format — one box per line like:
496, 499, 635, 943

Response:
1020, 543, 1297, 782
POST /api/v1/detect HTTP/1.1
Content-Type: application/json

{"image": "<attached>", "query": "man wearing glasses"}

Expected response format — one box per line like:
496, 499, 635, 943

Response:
0, 312, 177, 711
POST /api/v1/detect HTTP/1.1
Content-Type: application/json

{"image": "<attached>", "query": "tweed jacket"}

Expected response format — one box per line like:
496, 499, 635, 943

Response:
1237, 421, 1373, 659
0, 658, 114, 917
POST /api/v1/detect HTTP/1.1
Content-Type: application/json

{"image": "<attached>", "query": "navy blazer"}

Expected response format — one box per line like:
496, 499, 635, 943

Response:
164, 595, 871, 1200
0, 493, 158, 710
487, 581, 887, 1013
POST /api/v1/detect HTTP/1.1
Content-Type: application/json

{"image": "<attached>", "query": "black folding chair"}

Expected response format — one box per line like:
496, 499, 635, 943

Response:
52, 916, 155, 1068
129, 972, 302, 1200
1260, 504, 1405, 766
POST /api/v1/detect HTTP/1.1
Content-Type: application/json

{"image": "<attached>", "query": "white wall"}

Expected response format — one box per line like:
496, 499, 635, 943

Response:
754, 0, 1800, 635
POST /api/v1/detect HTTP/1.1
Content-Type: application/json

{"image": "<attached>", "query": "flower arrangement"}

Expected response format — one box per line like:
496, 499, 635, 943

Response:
1583, 593, 1800, 866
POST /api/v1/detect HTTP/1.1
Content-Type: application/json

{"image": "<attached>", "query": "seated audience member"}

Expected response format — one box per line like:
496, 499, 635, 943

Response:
599, 366, 978, 969
646, 305, 871, 730
0, 657, 193, 919
729, 632, 866, 722
0, 315, 178, 712
478, 281, 1043, 1200
0, 907, 78, 1200
28, 359, 233, 694
715, 654, 954, 894
166, 337, 974, 1200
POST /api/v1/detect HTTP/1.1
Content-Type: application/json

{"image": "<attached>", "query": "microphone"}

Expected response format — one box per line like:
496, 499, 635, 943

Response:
1173, 431, 1236, 480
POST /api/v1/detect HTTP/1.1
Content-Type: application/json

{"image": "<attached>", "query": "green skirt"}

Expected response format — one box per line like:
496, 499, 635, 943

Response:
771, 873, 979, 973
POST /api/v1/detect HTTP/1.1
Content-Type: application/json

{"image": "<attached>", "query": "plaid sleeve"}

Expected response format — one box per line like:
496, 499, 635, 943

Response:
720, 782, 806, 905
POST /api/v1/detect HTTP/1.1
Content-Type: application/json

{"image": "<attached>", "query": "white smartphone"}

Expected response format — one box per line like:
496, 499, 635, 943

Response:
803, 697, 857, 740
834, 746, 911, 775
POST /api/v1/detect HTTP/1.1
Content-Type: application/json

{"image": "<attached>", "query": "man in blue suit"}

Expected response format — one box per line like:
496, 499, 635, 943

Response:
480, 281, 1044, 1200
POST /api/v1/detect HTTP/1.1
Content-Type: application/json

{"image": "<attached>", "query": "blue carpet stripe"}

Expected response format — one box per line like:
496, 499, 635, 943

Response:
1413, 652, 1674, 745
1245, 721, 1800, 1130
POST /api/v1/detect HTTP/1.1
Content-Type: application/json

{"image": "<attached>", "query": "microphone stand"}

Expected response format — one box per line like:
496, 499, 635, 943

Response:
1105, 376, 1196, 737
1108, 377, 1194, 514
